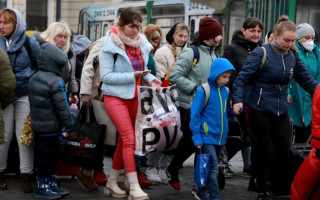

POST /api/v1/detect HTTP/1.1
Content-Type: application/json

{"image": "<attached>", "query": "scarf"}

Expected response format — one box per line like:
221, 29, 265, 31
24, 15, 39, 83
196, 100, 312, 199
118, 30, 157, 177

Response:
271, 39, 288, 56
110, 26, 143, 50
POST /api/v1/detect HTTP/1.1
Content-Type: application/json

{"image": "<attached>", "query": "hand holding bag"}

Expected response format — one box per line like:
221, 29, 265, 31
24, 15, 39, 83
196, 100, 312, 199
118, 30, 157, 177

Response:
194, 148, 212, 188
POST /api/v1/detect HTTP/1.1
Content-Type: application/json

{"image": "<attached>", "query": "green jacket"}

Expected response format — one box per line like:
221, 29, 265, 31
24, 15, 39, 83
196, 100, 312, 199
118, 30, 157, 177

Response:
169, 43, 218, 109
0, 48, 16, 144
288, 40, 320, 127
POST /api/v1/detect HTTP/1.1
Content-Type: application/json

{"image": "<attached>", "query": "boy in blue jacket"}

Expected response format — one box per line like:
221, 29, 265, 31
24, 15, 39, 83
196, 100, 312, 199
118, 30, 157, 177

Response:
190, 58, 235, 200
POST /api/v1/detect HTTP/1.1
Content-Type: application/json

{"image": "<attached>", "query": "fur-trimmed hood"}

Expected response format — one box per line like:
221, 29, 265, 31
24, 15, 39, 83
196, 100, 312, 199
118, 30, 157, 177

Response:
143, 24, 163, 52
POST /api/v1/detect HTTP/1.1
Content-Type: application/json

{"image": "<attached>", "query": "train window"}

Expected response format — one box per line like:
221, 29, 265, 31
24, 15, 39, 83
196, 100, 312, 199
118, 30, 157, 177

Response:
152, 5, 184, 17
152, 18, 184, 27
82, 12, 87, 35
103, 24, 109, 36
296, 0, 320, 41
89, 23, 95, 42
96, 23, 101, 41
190, 19, 195, 36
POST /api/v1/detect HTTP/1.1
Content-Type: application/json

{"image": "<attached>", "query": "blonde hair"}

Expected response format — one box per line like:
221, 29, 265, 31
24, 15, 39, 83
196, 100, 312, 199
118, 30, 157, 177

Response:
272, 15, 297, 50
274, 15, 296, 36
171, 23, 189, 61
40, 22, 71, 53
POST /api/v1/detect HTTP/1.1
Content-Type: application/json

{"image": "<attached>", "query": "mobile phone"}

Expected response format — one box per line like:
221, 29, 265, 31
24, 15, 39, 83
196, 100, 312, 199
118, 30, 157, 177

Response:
143, 70, 151, 75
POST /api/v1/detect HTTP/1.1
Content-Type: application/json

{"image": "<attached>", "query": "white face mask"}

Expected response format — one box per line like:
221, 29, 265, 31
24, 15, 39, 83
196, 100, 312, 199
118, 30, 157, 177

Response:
302, 40, 314, 51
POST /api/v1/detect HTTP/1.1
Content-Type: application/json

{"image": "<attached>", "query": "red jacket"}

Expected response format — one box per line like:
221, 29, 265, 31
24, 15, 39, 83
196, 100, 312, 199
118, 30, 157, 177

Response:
311, 84, 320, 148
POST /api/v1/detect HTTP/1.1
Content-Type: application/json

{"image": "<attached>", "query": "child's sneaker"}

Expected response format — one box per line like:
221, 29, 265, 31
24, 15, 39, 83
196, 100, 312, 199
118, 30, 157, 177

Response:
158, 168, 168, 183
48, 174, 70, 196
34, 177, 61, 199
196, 189, 209, 200
146, 167, 162, 183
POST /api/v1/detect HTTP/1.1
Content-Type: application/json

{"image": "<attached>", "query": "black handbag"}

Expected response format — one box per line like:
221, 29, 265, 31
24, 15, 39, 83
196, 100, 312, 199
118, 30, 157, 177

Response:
62, 105, 105, 169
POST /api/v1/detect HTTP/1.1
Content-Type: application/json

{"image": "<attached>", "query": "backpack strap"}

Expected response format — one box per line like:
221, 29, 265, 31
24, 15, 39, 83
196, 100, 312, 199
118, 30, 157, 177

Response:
185, 45, 200, 78
190, 45, 200, 68
253, 46, 267, 79
24, 35, 37, 71
201, 82, 210, 111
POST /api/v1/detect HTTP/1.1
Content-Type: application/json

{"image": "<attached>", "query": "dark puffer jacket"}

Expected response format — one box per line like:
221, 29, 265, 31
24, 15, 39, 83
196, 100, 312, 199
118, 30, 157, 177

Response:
223, 30, 261, 74
29, 43, 74, 136
232, 43, 318, 115
223, 30, 261, 92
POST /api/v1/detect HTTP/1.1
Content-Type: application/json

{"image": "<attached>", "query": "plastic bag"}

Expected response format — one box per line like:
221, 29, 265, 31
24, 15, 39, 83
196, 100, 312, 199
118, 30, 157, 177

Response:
135, 85, 183, 155
19, 114, 33, 146
194, 149, 211, 188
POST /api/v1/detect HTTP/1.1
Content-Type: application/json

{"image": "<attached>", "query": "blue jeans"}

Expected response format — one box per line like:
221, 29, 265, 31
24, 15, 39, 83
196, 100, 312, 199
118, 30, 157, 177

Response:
197, 144, 222, 200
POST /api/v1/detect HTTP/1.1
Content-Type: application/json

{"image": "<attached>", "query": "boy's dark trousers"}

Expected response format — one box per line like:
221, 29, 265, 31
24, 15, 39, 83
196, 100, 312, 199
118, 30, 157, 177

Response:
168, 107, 196, 180
34, 135, 60, 178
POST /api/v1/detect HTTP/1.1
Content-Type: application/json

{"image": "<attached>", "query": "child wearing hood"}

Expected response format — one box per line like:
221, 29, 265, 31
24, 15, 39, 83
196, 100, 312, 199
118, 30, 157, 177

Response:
190, 58, 235, 200
29, 43, 74, 199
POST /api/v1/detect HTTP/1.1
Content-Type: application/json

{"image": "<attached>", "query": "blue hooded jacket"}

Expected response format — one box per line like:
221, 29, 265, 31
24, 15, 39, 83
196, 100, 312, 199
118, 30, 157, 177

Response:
0, 9, 40, 98
190, 58, 235, 146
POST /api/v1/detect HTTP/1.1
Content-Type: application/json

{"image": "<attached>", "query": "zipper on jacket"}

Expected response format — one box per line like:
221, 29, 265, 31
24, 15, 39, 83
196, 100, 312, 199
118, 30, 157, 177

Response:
278, 56, 286, 116
301, 52, 310, 124
257, 88, 263, 106
218, 87, 223, 145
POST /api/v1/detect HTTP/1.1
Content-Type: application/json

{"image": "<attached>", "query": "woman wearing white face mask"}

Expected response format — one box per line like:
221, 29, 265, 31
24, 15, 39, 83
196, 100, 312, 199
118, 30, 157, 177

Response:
288, 23, 320, 143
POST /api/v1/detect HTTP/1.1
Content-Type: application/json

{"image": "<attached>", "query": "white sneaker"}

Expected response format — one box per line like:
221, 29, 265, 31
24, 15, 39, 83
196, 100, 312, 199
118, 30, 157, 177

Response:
158, 168, 168, 183
146, 167, 162, 183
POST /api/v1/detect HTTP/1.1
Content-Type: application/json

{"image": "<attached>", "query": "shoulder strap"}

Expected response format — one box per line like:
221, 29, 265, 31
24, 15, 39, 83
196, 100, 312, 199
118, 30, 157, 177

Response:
24, 35, 37, 71
202, 82, 210, 111
253, 46, 267, 79
190, 45, 200, 68
185, 45, 200, 78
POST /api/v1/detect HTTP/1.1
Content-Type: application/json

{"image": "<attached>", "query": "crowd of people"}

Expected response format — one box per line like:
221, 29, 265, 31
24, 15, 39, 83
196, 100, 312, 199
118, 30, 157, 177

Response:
0, 5, 319, 200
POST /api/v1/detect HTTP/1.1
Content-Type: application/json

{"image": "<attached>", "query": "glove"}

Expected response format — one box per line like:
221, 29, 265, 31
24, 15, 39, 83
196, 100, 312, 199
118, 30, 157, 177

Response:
59, 131, 69, 145
315, 148, 320, 159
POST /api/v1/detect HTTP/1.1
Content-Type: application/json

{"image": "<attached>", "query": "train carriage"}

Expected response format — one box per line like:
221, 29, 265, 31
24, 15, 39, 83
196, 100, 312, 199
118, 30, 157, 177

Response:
78, 0, 216, 43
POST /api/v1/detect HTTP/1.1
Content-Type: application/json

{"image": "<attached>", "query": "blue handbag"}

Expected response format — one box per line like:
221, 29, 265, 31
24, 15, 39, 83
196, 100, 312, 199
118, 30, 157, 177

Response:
194, 148, 212, 188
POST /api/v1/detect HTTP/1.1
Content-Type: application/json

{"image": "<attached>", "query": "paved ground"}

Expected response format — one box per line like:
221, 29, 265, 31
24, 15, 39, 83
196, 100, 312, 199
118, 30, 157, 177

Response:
0, 152, 290, 200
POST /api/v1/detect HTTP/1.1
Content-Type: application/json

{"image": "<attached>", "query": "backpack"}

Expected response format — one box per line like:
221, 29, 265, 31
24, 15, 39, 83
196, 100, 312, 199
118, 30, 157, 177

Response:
193, 83, 230, 112
24, 35, 37, 71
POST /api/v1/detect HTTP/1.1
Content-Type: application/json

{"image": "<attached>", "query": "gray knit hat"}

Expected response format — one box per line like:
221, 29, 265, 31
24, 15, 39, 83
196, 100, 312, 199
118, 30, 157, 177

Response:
297, 23, 315, 40
72, 35, 91, 55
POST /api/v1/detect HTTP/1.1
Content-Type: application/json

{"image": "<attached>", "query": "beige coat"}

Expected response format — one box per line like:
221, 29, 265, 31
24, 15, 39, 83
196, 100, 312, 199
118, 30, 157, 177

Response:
154, 43, 183, 79
80, 37, 117, 146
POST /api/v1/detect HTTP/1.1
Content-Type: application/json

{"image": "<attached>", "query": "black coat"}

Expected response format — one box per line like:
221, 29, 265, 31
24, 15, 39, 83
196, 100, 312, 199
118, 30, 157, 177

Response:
28, 43, 74, 136
223, 30, 261, 91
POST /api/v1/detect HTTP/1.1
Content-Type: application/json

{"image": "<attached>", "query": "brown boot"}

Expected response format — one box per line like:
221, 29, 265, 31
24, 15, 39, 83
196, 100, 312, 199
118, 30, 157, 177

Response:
117, 170, 129, 194
77, 168, 98, 190
21, 173, 34, 193
0, 172, 8, 190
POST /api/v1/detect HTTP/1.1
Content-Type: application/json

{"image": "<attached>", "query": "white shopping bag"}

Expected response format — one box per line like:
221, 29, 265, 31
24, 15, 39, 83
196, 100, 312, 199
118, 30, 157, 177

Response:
135, 85, 183, 155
